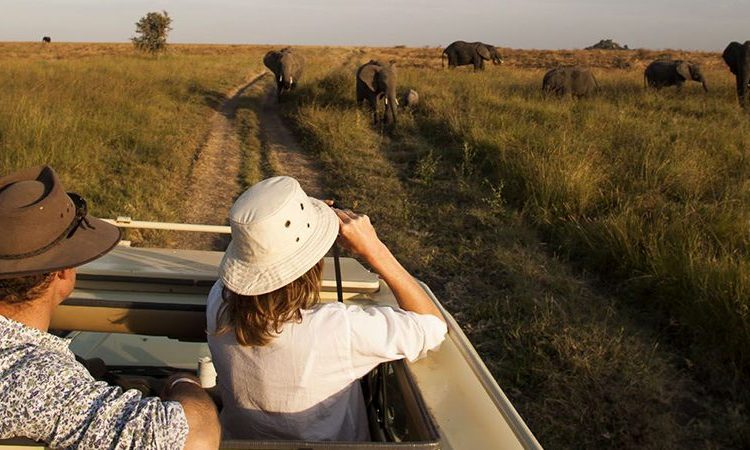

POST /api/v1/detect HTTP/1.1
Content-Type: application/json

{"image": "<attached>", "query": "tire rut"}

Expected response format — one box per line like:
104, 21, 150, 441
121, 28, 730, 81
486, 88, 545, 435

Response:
171, 72, 267, 251
258, 50, 360, 200
259, 85, 327, 199
171, 53, 354, 251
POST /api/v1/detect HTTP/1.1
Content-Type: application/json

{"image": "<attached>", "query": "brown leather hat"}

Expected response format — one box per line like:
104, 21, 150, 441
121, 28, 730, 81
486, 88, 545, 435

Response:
0, 166, 121, 279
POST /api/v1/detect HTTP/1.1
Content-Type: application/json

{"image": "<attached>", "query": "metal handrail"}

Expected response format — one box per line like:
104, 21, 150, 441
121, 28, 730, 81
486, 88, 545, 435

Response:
102, 216, 231, 234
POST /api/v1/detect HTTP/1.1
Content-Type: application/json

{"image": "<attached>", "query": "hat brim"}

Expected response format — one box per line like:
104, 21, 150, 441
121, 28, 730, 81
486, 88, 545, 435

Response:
219, 197, 339, 296
0, 215, 121, 279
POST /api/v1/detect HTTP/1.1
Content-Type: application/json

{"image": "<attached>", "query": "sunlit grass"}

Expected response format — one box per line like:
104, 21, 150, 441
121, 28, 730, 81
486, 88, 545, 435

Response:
283, 54, 750, 448
0, 43, 269, 220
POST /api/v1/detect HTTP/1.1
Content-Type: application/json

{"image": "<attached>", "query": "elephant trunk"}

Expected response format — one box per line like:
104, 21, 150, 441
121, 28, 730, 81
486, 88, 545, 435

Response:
701, 78, 708, 93
280, 63, 294, 90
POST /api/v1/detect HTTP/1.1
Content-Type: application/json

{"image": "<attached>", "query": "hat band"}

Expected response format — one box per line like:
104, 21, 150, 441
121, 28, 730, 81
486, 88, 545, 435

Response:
0, 193, 95, 261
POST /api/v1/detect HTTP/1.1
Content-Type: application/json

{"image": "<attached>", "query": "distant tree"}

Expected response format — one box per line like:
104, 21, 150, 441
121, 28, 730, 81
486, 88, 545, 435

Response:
131, 11, 172, 54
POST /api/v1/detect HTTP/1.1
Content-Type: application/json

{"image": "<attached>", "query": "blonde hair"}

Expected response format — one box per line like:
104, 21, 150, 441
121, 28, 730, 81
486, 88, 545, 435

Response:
214, 260, 324, 346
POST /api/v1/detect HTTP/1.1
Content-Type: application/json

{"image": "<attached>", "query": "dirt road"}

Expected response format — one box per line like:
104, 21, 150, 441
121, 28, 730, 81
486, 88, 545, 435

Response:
172, 74, 327, 251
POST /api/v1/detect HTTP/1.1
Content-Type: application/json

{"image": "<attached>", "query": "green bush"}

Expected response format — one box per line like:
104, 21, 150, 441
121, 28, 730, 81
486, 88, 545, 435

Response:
132, 11, 172, 54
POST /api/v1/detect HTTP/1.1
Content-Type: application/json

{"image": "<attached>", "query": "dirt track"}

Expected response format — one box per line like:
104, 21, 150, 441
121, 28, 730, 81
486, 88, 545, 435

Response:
259, 88, 326, 199
173, 74, 326, 251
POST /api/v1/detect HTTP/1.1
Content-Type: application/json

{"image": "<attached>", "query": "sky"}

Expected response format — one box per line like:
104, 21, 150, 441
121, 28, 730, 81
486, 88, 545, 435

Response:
1, 0, 749, 51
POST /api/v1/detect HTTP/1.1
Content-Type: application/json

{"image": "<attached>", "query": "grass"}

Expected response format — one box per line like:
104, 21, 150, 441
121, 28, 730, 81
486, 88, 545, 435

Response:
0, 43, 269, 222
2, 43, 750, 448
282, 50, 750, 448
403, 65, 750, 369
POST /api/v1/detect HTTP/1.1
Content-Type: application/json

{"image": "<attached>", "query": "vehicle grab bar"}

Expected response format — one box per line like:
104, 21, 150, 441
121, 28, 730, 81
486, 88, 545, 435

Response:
102, 216, 231, 234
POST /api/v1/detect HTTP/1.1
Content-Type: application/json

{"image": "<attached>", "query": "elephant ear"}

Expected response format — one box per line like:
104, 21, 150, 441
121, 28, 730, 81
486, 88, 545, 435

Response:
723, 41, 743, 75
263, 51, 281, 72
357, 63, 382, 92
475, 44, 491, 60
675, 62, 691, 81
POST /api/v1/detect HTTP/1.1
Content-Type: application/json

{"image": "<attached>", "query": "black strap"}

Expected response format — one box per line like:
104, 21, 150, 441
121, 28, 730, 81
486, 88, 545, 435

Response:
333, 244, 344, 303
330, 200, 345, 303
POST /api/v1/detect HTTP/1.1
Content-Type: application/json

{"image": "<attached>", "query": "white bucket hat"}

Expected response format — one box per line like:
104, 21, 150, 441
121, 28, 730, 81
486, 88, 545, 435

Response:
219, 176, 339, 296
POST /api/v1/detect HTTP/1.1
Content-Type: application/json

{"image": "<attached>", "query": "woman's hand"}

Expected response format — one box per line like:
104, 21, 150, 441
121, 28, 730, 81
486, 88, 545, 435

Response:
333, 208, 386, 263
329, 205, 444, 321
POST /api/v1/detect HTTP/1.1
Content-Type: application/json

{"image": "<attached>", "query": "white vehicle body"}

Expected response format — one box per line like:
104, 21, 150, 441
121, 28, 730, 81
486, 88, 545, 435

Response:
1, 220, 542, 450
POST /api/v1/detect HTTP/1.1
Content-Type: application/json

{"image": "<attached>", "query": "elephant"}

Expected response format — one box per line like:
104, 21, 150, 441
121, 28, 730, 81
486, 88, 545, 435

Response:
722, 41, 750, 108
442, 41, 503, 71
644, 60, 708, 92
356, 60, 397, 126
542, 67, 598, 98
402, 89, 419, 107
263, 47, 303, 101
41, 36, 51, 43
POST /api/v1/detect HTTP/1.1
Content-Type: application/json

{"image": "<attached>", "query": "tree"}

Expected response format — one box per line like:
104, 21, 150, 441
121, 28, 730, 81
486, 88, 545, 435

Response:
131, 11, 172, 54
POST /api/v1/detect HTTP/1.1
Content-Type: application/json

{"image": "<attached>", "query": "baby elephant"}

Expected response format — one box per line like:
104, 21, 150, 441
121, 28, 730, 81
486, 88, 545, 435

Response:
542, 67, 598, 98
644, 60, 708, 92
402, 89, 419, 107
263, 47, 304, 101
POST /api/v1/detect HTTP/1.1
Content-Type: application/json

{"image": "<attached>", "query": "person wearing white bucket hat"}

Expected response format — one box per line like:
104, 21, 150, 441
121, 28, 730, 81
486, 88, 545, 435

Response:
206, 176, 447, 441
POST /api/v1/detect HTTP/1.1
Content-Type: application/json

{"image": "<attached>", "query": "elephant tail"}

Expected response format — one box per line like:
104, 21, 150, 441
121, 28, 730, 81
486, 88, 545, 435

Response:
441, 50, 445, 68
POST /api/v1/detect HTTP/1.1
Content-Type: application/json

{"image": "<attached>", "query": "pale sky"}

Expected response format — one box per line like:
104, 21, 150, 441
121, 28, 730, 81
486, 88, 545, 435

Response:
1, 0, 749, 51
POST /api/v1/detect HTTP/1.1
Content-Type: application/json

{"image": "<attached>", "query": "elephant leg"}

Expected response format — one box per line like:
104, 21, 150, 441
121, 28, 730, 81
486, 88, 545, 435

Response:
737, 74, 750, 109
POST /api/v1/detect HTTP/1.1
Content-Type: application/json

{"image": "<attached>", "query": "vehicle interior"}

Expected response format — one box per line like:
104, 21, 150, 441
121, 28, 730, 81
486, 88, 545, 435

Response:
1, 247, 442, 450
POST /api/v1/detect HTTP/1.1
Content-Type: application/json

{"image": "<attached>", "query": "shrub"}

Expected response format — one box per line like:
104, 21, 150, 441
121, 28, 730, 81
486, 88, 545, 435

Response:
131, 11, 172, 54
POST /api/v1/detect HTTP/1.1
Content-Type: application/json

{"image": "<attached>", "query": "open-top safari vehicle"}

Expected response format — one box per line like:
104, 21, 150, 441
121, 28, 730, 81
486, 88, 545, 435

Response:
1, 219, 542, 450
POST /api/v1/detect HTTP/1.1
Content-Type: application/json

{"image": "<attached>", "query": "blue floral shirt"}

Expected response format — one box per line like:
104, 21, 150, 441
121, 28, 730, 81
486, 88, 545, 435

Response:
0, 315, 189, 449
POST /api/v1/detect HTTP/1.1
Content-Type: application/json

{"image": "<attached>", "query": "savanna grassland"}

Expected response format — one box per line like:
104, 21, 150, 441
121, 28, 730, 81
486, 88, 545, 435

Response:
0, 43, 270, 222
1, 42, 749, 449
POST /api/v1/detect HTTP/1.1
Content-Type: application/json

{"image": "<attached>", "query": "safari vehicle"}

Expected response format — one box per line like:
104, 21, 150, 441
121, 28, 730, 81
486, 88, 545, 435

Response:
1, 219, 542, 450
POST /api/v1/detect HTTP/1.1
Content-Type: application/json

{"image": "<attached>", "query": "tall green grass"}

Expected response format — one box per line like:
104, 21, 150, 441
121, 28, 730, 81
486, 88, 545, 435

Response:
0, 43, 268, 221
402, 66, 750, 369
283, 59, 750, 448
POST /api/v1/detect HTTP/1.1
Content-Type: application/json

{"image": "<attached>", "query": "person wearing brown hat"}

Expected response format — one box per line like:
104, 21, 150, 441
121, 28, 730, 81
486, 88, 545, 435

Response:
0, 166, 220, 449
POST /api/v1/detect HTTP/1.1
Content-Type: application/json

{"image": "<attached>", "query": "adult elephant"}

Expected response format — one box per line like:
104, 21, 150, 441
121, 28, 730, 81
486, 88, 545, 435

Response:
644, 60, 708, 92
356, 60, 397, 126
542, 67, 598, 98
442, 41, 502, 71
722, 41, 750, 108
263, 47, 303, 101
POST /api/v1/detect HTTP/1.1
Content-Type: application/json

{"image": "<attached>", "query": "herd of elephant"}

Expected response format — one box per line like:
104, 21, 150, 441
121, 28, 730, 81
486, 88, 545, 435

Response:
262, 40, 750, 129
263, 47, 416, 126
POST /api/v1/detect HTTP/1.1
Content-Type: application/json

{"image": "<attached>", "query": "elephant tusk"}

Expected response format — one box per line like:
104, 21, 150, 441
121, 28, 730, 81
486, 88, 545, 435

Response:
384, 98, 388, 105
290, 76, 293, 84
279, 75, 283, 82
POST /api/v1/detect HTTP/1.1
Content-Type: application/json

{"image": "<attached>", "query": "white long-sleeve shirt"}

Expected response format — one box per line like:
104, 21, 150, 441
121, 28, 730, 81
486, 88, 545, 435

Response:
205, 280, 447, 441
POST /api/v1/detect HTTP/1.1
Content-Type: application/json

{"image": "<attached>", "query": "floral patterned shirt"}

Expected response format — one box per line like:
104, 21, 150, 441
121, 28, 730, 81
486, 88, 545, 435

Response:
0, 315, 189, 449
